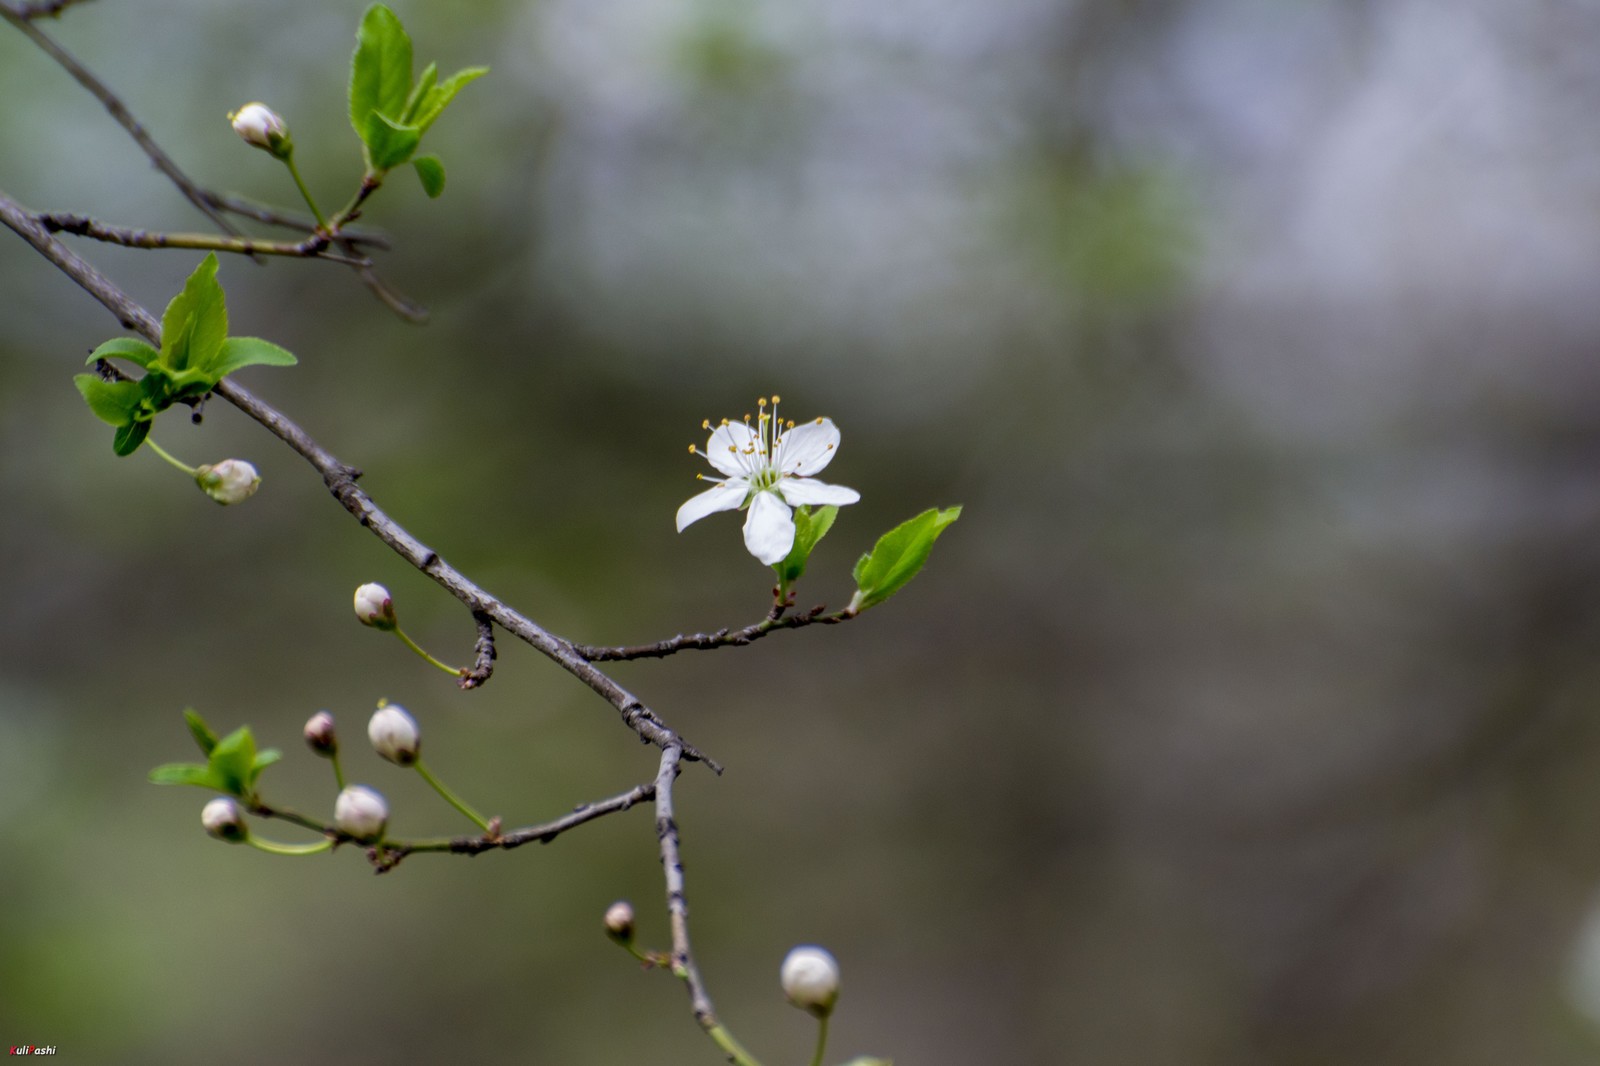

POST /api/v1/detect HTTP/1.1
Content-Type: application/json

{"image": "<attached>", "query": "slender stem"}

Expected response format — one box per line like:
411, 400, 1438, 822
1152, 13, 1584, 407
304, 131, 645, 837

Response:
38, 212, 363, 263
392, 625, 467, 678
282, 152, 329, 232
808, 1015, 830, 1066
247, 836, 333, 857
708, 1024, 763, 1066
413, 758, 491, 832
329, 750, 347, 791
145, 438, 197, 476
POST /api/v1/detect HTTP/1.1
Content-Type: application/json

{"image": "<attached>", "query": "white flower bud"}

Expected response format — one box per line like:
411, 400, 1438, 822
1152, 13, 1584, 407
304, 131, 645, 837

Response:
604, 901, 635, 940
780, 946, 840, 1017
195, 459, 260, 505
202, 797, 248, 843
303, 711, 338, 756
334, 785, 388, 841
228, 102, 292, 157
353, 582, 397, 630
368, 703, 421, 766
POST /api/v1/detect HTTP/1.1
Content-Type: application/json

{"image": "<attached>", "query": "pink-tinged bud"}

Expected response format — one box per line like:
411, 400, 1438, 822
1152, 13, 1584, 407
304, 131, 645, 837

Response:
228, 102, 292, 157
780, 946, 840, 1017
303, 711, 338, 757
353, 583, 397, 630
202, 797, 249, 843
367, 703, 420, 766
334, 785, 388, 841
195, 459, 260, 505
604, 901, 635, 940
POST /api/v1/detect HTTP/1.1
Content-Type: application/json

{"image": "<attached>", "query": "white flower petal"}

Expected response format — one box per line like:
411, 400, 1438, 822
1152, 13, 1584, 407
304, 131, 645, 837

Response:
743, 490, 796, 565
705, 421, 762, 478
777, 478, 860, 507
676, 479, 750, 531
774, 418, 841, 477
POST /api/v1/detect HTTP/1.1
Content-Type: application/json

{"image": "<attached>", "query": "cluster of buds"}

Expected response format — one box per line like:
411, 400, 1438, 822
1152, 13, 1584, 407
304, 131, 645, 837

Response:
228, 102, 293, 159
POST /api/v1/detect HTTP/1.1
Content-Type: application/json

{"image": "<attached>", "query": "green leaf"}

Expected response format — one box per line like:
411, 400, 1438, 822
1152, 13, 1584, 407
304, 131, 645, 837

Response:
774, 504, 838, 585
209, 337, 298, 379
159, 254, 227, 374
148, 762, 222, 789
207, 726, 258, 797
249, 748, 283, 786
112, 420, 150, 457
184, 708, 219, 756
836, 1059, 893, 1066
411, 66, 489, 133
87, 337, 160, 370
400, 61, 438, 124
73, 374, 141, 426
849, 506, 962, 613
363, 112, 422, 171
413, 154, 446, 198
350, 4, 414, 138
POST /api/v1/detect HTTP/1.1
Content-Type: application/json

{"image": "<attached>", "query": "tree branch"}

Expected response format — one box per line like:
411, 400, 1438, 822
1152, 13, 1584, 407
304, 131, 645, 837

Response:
11, 0, 94, 18
574, 603, 855, 662
460, 611, 497, 690
37, 212, 370, 265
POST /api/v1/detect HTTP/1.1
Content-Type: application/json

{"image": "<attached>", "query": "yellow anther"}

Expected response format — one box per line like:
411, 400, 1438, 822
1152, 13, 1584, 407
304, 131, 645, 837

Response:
743, 413, 752, 423
787, 420, 795, 429
687, 444, 696, 454
701, 419, 711, 430
727, 445, 737, 454
771, 393, 781, 403
758, 396, 769, 407
814, 417, 824, 424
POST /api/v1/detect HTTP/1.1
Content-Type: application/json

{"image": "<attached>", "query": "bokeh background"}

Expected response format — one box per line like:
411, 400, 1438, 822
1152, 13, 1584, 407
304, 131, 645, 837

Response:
5, 0, 1600, 1063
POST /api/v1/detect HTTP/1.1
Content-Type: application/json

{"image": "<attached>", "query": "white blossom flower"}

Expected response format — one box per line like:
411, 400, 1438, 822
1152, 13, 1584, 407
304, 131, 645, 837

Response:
353, 582, 397, 630
195, 459, 260, 505
334, 785, 388, 841
228, 102, 291, 156
780, 945, 840, 1016
367, 703, 421, 766
676, 396, 860, 566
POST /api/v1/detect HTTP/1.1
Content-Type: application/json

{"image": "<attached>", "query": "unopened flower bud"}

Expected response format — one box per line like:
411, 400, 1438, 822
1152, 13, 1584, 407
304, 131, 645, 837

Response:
202, 797, 249, 843
195, 459, 260, 505
334, 785, 388, 841
780, 946, 840, 1017
368, 703, 420, 766
604, 901, 635, 941
228, 102, 292, 158
303, 711, 338, 757
353, 582, 397, 630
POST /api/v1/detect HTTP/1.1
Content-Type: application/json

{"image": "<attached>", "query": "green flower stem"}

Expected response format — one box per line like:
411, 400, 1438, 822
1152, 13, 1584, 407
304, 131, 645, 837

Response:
707, 1024, 762, 1066
329, 750, 348, 791
145, 438, 197, 477
282, 151, 329, 232
413, 758, 490, 832
391, 626, 467, 679
808, 1015, 830, 1066
247, 835, 333, 857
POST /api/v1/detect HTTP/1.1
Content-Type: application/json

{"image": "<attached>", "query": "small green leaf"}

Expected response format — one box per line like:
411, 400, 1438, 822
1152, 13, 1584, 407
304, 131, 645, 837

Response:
184, 708, 219, 756
849, 506, 962, 612
349, 3, 414, 139
411, 66, 489, 133
400, 61, 438, 124
86, 337, 160, 370
249, 748, 283, 786
209, 337, 298, 379
836, 1058, 893, 1066
363, 112, 422, 171
774, 504, 838, 585
112, 420, 150, 456
73, 374, 141, 426
159, 254, 227, 374
413, 154, 446, 198
207, 726, 258, 797
148, 762, 222, 789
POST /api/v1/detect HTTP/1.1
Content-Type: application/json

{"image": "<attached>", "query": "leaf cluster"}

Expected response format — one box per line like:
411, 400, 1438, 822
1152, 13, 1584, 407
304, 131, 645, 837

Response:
73, 254, 295, 455
149, 709, 281, 802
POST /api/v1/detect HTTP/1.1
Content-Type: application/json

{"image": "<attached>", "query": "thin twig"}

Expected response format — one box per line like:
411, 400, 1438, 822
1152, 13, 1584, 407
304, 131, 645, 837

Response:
575, 604, 855, 662
460, 611, 497, 689
0, 3, 242, 238
12, 0, 94, 22
37, 212, 369, 265
199, 192, 391, 249
0, 186, 716, 772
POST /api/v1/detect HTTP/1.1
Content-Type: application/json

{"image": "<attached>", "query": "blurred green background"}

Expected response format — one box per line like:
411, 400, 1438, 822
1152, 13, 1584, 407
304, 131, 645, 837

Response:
6, 1, 1600, 1063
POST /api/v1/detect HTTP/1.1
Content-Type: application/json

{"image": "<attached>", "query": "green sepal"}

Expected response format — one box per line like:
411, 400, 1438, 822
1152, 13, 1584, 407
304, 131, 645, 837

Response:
86, 337, 159, 370
73, 374, 141, 426
849, 506, 962, 613
209, 337, 298, 378
184, 708, 219, 756
159, 254, 227, 374
349, 3, 413, 140
413, 154, 446, 198
774, 504, 838, 586
148, 762, 222, 789
363, 112, 422, 171
112, 420, 150, 457
411, 66, 489, 133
